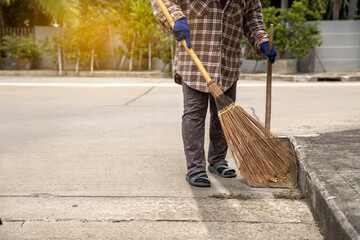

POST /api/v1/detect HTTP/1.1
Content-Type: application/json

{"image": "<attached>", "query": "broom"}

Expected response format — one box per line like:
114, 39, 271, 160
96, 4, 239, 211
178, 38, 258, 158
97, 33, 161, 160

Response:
154, 0, 295, 185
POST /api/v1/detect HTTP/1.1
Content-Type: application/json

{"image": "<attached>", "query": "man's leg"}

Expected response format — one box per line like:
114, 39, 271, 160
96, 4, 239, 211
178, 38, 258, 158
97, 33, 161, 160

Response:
208, 82, 237, 165
182, 82, 209, 174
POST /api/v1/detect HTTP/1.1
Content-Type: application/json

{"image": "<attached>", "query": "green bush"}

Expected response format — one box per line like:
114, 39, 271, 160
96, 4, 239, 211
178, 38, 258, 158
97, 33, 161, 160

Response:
262, 0, 323, 59
243, 0, 323, 60
42, 34, 76, 66
41, 35, 62, 67
2, 35, 42, 61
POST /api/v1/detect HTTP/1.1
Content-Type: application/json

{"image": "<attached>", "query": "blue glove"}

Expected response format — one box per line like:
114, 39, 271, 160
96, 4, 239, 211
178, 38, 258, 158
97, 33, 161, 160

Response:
172, 18, 191, 48
261, 41, 277, 64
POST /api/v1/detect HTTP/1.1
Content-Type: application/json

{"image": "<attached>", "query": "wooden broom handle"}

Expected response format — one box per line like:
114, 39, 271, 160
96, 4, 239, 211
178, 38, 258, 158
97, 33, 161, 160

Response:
154, 0, 212, 84
268, 24, 273, 52
265, 24, 274, 131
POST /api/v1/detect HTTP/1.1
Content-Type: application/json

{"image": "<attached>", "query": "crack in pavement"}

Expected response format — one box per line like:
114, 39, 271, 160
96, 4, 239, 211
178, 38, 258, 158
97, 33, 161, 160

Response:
248, 107, 261, 123
1, 218, 310, 226
0, 194, 287, 200
4, 219, 25, 227
0, 194, 220, 199
124, 86, 155, 105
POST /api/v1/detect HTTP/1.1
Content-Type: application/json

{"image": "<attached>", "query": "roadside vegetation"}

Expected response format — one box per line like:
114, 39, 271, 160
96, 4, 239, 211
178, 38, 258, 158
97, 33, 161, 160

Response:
0, 0, 358, 71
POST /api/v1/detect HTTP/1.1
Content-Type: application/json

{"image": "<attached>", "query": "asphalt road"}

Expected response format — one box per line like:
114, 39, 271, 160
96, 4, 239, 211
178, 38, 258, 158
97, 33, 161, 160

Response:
1, 76, 359, 239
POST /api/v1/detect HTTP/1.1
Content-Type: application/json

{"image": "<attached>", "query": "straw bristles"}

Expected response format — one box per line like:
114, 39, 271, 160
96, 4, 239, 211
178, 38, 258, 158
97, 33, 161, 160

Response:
208, 81, 295, 185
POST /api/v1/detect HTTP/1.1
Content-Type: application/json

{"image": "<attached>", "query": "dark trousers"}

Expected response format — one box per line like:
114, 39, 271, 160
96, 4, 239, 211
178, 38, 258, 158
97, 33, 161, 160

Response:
181, 82, 237, 173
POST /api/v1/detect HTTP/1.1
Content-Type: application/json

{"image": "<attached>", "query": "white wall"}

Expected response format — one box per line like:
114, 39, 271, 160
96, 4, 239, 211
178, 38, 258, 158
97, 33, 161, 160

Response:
299, 20, 360, 72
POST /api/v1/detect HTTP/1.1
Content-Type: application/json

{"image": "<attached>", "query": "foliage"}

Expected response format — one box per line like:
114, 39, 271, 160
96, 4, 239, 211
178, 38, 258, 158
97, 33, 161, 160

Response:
90, 0, 171, 70
0, 0, 51, 27
209, 193, 251, 200
242, 0, 323, 60
261, 0, 272, 8
70, 4, 109, 58
41, 29, 106, 70
1, 0, 178, 71
41, 33, 79, 68
114, 0, 159, 60
40, 1, 113, 70
273, 184, 304, 200
34, 0, 79, 25
310, 0, 360, 20
262, 0, 323, 59
154, 29, 175, 74
0, 0, 79, 25
2, 35, 42, 61
40, 35, 58, 64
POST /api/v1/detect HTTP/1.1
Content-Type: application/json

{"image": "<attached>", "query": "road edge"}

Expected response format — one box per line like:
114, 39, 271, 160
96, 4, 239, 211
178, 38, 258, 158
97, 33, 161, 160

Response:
290, 136, 358, 240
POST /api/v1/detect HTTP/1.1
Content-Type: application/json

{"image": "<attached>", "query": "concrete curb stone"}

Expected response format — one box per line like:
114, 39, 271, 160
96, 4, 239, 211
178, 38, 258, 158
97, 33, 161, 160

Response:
291, 133, 360, 240
0, 70, 170, 79
0, 70, 359, 82
239, 72, 360, 82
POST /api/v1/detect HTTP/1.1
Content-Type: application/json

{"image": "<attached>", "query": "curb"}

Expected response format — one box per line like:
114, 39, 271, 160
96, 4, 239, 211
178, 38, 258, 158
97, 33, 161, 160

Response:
291, 137, 359, 240
0, 70, 170, 78
0, 70, 359, 82
239, 73, 360, 82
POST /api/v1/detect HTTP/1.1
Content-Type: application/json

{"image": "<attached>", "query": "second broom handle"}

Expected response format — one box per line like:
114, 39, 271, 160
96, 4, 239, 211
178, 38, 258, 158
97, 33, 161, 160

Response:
154, 0, 212, 84
265, 24, 274, 131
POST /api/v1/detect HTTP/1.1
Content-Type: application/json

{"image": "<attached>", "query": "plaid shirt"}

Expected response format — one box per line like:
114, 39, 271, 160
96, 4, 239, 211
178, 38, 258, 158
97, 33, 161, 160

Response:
151, 0, 269, 92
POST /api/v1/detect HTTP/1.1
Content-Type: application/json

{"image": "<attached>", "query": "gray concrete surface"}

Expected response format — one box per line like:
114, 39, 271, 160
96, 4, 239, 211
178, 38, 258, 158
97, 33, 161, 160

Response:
1, 76, 360, 239
1, 197, 321, 239
294, 129, 360, 240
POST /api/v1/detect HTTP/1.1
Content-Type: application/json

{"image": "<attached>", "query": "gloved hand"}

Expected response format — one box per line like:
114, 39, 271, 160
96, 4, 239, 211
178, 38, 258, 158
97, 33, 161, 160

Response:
172, 18, 191, 48
261, 41, 277, 64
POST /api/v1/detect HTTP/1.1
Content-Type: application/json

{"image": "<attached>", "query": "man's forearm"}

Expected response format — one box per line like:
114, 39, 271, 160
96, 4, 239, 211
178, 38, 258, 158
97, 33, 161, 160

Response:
243, 0, 269, 55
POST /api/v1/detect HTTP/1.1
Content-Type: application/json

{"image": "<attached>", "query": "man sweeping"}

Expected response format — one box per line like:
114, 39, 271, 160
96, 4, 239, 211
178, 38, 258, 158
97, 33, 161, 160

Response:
151, 0, 277, 187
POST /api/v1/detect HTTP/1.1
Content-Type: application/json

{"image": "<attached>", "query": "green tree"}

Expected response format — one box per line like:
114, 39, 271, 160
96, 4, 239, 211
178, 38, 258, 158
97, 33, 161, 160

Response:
130, 0, 157, 70
310, 0, 359, 20
2, 0, 172, 72
0, 0, 51, 27
0, 0, 79, 25
41, 31, 83, 75
3, 34, 41, 61
68, 3, 109, 74
262, 0, 323, 59
113, 0, 160, 70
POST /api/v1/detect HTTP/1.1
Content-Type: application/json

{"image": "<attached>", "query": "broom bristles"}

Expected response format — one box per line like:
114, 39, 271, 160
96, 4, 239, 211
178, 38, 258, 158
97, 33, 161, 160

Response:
208, 81, 295, 185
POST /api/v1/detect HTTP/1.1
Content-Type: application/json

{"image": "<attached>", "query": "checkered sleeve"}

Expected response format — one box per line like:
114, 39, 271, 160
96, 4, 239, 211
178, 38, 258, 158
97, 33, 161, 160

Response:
150, 0, 186, 34
243, 0, 269, 55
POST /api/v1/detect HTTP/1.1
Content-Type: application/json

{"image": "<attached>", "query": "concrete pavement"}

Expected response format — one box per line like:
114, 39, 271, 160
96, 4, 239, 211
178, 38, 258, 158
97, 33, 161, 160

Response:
294, 129, 360, 240
0, 70, 359, 82
0, 76, 359, 239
